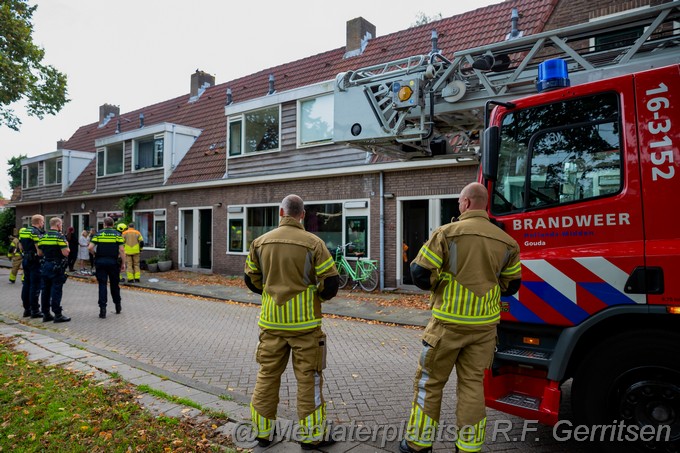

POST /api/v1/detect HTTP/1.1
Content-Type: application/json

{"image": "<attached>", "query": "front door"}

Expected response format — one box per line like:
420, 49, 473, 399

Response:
180, 208, 213, 270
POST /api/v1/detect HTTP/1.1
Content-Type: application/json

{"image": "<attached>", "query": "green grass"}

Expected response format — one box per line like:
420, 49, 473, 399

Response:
0, 337, 235, 452
136, 385, 230, 419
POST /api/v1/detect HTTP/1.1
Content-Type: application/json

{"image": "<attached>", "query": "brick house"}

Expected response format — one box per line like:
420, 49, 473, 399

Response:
11, 0, 674, 288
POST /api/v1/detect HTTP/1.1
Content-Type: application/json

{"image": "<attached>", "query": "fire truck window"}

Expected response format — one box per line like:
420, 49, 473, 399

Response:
492, 92, 621, 214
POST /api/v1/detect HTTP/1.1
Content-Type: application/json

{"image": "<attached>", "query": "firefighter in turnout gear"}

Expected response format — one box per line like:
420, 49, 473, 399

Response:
8, 233, 23, 283
19, 214, 45, 318
89, 217, 125, 318
244, 195, 340, 450
122, 222, 144, 282
400, 183, 522, 453
37, 217, 71, 323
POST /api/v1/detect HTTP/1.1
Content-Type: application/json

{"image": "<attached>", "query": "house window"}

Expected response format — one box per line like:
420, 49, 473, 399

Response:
304, 203, 342, 251
594, 27, 644, 52
246, 206, 279, 249
134, 210, 166, 249
135, 135, 164, 170
227, 201, 366, 256
44, 158, 62, 185
22, 163, 39, 188
229, 219, 243, 252
228, 105, 280, 156
345, 216, 368, 255
299, 94, 333, 146
228, 120, 242, 156
96, 143, 124, 177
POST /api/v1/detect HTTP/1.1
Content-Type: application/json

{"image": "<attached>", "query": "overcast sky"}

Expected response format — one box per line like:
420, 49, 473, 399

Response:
0, 0, 505, 199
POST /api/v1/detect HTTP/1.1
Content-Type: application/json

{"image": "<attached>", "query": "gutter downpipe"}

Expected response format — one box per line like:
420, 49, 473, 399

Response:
379, 171, 385, 291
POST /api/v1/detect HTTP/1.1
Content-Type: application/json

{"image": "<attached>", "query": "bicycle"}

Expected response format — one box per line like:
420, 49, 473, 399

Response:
333, 242, 379, 292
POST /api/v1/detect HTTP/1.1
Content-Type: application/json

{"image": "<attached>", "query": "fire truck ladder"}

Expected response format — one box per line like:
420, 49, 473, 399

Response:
334, 1, 680, 159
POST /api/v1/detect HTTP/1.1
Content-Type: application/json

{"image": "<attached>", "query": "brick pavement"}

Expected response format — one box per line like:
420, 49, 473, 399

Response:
0, 266, 593, 452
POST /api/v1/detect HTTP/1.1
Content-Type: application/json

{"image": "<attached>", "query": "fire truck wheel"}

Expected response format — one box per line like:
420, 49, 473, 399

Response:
571, 330, 680, 453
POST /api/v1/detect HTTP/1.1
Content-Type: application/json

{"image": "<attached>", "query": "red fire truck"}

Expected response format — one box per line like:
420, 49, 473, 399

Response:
333, 3, 679, 451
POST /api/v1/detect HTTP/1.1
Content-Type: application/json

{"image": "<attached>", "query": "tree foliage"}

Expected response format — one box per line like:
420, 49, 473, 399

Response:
0, 0, 69, 130
410, 12, 443, 28
7, 154, 26, 189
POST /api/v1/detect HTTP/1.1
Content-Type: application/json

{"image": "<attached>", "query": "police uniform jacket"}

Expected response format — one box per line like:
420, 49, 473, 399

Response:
90, 228, 124, 264
38, 230, 69, 263
19, 226, 43, 262
411, 210, 521, 326
245, 216, 338, 331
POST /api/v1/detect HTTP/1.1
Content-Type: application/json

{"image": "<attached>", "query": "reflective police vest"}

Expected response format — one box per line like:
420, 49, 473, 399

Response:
90, 228, 124, 264
38, 230, 68, 262
19, 226, 42, 261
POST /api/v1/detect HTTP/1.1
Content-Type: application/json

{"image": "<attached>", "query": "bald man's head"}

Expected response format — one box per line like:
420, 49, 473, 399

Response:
459, 182, 488, 213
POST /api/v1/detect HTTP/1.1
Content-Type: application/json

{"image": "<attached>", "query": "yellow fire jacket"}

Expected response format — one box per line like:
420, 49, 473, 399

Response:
245, 216, 338, 331
412, 210, 521, 326
122, 228, 144, 255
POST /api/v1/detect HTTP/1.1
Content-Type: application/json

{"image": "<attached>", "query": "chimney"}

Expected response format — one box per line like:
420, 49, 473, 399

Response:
99, 104, 119, 126
346, 17, 375, 56
57, 140, 66, 150
190, 70, 215, 98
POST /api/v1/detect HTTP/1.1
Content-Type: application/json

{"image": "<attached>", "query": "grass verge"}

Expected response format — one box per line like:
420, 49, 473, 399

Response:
0, 336, 235, 452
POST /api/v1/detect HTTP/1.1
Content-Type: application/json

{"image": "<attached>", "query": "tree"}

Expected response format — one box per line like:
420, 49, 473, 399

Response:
410, 12, 443, 28
7, 154, 26, 189
0, 0, 69, 131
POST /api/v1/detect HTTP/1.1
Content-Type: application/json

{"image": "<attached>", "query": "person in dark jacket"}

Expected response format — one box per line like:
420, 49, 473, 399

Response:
19, 214, 45, 318
37, 217, 71, 323
88, 217, 125, 319
66, 226, 78, 272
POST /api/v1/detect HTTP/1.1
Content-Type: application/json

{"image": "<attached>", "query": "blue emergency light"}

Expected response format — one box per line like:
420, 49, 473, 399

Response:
536, 58, 570, 92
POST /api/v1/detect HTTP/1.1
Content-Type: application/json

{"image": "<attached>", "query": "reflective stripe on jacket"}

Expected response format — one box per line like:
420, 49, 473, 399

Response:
122, 228, 144, 254
412, 210, 521, 326
245, 216, 338, 331
38, 230, 69, 261
19, 226, 42, 255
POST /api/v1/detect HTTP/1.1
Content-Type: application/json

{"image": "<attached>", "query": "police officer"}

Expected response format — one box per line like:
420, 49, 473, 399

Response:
244, 194, 340, 449
8, 232, 23, 283
89, 217, 125, 318
399, 183, 522, 453
19, 214, 45, 318
37, 217, 71, 323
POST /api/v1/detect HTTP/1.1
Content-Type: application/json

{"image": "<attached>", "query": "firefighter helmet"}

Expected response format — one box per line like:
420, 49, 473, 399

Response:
116, 223, 126, 232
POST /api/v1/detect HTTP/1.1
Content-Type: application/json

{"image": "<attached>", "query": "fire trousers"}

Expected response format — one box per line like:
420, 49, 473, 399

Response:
251, 327, 328, 444
9, 255, 22, 282
405, 318, 496, 452
126, 254, 141, 280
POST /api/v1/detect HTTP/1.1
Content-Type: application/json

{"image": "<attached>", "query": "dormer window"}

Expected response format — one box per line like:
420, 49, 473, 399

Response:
228, 105, 280, 156
135, 134, 164, 170
44, 158, 62, 185
97, 143, 124, 177
22, 163, 39, 188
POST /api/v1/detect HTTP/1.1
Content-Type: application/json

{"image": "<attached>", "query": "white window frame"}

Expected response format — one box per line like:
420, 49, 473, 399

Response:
297, 93, 334, 148
133, 209, 167, 250
96, 143, 124, 177
133, 134, 165, 172
44, 157, 62, 186
22, 163, 39, 189
227, 104, 281, 157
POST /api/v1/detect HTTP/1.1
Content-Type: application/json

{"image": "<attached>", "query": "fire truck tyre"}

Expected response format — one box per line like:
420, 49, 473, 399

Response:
337, 265, 349, 289
571, 330, 680, 453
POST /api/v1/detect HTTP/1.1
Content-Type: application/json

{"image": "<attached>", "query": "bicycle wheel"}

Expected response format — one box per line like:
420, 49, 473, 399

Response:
359, 262, 379, 292
337, 262, 349, 289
